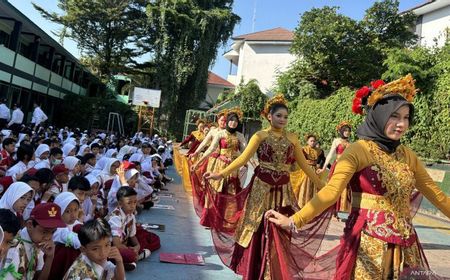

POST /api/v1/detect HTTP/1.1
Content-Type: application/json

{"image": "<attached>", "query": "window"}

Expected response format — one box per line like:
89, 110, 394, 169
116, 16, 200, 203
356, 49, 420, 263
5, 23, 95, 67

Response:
0, 30, 10, 47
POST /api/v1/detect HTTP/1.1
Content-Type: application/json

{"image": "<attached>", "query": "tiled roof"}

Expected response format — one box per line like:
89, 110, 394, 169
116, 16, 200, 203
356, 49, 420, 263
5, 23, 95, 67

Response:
232, 27, 294, 41
207, 72, 235, 88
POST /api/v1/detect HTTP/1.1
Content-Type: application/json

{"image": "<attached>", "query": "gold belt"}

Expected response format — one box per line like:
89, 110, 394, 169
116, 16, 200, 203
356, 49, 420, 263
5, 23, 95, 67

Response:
259, 161, 291, 173
352, 192, 391, 211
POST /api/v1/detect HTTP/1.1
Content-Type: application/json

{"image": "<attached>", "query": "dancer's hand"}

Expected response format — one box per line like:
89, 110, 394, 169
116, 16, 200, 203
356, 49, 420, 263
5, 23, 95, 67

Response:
204, 172, 222, 180
316, 168, 324, 174
188, 152, 197, 159
190, 164, 198, 172
265, 210, 291, 231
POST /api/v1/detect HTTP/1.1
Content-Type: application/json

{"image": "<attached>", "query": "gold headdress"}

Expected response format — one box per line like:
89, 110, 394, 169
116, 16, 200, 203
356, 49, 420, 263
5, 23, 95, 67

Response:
195, 118, 206, 126
304, 133, 317, 142
262, 94, 288, 119
352, 74, 418, 115
225, 107, 244, 120
336, 121, 352, 132
217, 109, 227, 118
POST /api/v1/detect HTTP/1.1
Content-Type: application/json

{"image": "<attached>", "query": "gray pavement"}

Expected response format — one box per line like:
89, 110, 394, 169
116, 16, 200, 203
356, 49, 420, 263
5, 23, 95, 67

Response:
127, 166, 450, 279
126, 167, 240, 280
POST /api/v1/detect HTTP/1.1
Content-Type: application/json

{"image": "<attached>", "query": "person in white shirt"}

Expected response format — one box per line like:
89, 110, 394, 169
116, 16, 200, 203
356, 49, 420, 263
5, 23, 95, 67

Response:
7, 104, 24, 136
31, 102, 48, 129
6, 143, 34, 181
0, 99, 10, 129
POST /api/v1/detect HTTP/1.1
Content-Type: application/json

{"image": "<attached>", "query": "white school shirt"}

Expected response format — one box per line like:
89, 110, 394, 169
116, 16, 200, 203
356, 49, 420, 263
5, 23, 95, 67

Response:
5, 161, 27, 181
8, 108, 24, 126
0, 104, 10, 120
31, 106, 48, 125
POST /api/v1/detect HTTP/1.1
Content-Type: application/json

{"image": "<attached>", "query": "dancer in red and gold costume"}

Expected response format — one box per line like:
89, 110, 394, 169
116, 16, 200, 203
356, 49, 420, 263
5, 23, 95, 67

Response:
189, 111, 228, 218
318, 121, 352, 216
193, 108, 246, 227
178, 119, 206, 156
267, 74, 450, 279
206, 95, 328, 280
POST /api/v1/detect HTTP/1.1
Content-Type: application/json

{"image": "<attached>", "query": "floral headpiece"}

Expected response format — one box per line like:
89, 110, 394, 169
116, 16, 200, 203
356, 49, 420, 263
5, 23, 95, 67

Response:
262, 94, 288, 119
352, 74, 418, 115
195, 119, 206, 126
336, 121, 352, 132
225, 107, 244, 120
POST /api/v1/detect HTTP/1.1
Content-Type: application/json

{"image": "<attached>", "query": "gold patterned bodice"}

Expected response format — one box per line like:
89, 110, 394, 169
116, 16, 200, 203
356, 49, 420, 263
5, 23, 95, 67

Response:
257, 130, 295, 172
366, 141, 416, 240
219, 131, 240, 159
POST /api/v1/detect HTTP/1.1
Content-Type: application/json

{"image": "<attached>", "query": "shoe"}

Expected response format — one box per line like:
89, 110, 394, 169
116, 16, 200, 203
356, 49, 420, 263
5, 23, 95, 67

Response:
124, 262, 137, 271
138, 249, 151, 261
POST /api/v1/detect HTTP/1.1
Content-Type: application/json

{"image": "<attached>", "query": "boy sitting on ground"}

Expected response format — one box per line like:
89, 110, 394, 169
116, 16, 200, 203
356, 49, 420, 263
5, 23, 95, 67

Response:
63, 218, 125, 280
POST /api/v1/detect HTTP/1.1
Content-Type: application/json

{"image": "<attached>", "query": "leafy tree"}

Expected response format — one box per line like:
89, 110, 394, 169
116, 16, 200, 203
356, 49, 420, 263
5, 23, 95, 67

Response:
144, 0, 239, 138
288, 0, 417, 94
33, 0, 146, 82
291, 6, 378, 90
361, 0, 417, 50
275, 61, 320, 100
238, 80, 267, 119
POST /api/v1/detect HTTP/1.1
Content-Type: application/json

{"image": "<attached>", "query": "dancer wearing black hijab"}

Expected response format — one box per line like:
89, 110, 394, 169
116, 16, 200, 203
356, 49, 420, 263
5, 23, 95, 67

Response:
266, 74, 450, 279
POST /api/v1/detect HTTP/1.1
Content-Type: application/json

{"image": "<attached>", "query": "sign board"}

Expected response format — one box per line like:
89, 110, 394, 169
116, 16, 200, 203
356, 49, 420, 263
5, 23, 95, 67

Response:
131, 87, 161, 108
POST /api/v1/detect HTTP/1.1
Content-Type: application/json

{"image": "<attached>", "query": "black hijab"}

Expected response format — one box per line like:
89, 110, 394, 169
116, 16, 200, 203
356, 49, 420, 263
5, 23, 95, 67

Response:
226, 113, 240, 134
356, 94, 414, 153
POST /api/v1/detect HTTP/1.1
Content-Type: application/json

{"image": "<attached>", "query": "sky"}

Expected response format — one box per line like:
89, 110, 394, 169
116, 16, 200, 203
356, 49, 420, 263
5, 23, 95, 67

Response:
9, 0, 425, 80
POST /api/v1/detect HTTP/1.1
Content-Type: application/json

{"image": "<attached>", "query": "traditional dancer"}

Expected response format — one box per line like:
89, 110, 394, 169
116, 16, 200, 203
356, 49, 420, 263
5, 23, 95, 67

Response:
318, 121, 353, 217
267, 74, 450, 279
188, 110, 227, 217
178, 119, 206, 156
292, 134, 322, 208
193, 108, 246, 227
206, 95, 328, 280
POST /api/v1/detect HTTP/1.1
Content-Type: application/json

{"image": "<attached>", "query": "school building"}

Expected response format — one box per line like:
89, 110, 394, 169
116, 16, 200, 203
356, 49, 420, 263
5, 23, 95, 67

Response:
0, 0, 103, 123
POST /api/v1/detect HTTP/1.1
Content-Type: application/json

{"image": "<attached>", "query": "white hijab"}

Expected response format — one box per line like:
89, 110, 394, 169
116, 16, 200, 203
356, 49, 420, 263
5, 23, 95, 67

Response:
102, 158, 120, 176
77, 144, 90, 156
128, 153, 143, 163
34, 144, 50, 159
108, 168, 139, 212
0, 182, 33, 214
85, 174, 100, 187
63, 156, 81, 171
62, 143, 76, 158
116, 145, 133, 160
105, 149, 117, 158
54, 191, 79, 214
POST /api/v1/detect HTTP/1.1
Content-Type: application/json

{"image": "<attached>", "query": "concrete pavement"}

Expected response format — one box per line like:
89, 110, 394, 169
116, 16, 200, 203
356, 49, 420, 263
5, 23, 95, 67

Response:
126, 167, 450, 279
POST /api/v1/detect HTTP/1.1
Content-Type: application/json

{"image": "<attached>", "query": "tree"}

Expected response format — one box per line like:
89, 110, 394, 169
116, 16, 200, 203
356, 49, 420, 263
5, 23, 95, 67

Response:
291, 6, 378, 90
238, 80, 267, 119
288, 0, 417, 94
33, 0, 146, 82
361, 0, 417, 50
144, 0, 239, 138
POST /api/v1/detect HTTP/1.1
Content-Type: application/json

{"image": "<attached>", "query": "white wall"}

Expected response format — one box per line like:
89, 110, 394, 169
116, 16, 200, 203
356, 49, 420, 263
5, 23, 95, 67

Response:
199, 85, 227, 109
235, 42, 295, 93
419, 5, 450, 48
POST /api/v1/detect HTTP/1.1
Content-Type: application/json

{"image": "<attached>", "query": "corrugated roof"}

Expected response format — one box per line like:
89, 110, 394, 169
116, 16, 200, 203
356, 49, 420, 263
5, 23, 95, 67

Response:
232, 27, 294, 41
